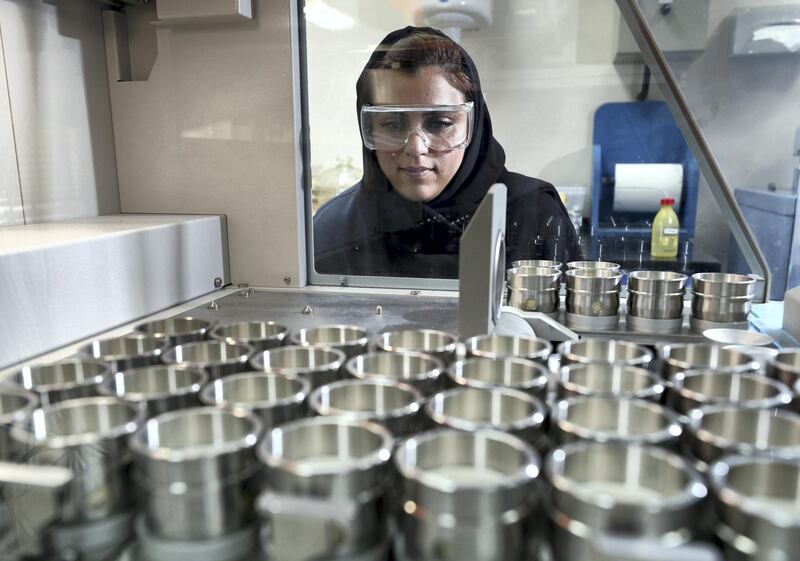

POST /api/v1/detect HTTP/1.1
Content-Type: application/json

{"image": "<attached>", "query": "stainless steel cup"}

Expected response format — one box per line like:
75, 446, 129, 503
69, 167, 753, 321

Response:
709, 456, 800, 561
691, 272, 756, 324
210, 320, 289, 351
79, 333, 168, 372
768, 348, 800, 389
627, 270, 687, 319
250, 345, 345, 390
309, 379, 424, 437
557, 363, 665, 401
509, 259, 561, 270
291, 324, 369, 358
98, 365, 207, 418
547, 442, 708, 560
506, 267, 561, 314
667, 370, 793, 416
199, 371, 309, 429
9, 397, 143, 522
394, 429, 540, 561
660, 342, 759, 380
134, 316, 212, 346
0, 387, 37, 461
425, 387, 547, 448
129, 407, 262, 540
345, 351, 444, 396
565, 269, 622, 317
566, 260, 621, 271
446, 356, 550, 400
257, 417, 393, 560
551, 396, 682, 447
4, 357, 110, 405
162, 340, 253, 380
372, 329, 457, 364
686, 405, 800, 467
464, 334, 552, 362
557, 339, 653, 367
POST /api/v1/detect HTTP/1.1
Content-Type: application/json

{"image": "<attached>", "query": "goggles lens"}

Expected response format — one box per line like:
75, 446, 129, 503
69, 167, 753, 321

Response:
360, 102, 474, 152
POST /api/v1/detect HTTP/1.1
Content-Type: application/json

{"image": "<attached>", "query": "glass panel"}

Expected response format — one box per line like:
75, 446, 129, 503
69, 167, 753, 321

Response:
622, 0, 800, 301
304, 0, 778, 295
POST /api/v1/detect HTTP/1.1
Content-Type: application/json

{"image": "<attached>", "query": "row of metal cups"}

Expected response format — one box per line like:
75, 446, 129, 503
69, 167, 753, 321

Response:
3, 330, 800, 560
507, 259, 758, 333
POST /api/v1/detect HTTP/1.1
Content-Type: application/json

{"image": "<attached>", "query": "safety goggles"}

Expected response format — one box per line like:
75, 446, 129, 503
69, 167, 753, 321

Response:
360, 102, 474, 152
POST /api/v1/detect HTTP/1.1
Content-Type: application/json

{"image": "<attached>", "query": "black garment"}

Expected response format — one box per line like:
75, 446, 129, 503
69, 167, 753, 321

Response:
313, 26, 581, 278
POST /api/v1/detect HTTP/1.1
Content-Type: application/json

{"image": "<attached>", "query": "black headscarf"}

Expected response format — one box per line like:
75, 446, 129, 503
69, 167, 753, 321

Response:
314, 26, 581, 277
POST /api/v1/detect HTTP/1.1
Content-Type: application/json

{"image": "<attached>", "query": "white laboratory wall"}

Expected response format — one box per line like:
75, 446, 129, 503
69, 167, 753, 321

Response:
306, 0, 642, 206
0, 0, 119, 227
108, 0, 306, 288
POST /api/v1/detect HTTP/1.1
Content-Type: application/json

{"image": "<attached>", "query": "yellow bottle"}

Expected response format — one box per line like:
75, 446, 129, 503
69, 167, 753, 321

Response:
651, 197, 680, 258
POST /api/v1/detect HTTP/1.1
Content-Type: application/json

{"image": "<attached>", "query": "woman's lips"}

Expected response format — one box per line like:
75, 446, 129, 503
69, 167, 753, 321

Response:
399, 166, 433, 179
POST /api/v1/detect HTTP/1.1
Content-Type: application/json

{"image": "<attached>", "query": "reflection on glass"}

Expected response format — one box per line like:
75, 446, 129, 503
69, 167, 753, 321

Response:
305, 1, 794, 296
312, 28, 581, 278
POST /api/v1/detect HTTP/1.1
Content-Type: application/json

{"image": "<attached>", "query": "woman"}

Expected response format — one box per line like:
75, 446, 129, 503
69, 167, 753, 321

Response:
314, 26, 581, 278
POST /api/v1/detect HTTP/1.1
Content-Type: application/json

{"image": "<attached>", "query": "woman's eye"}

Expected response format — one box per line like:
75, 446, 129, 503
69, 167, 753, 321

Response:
426, 118, 455, 132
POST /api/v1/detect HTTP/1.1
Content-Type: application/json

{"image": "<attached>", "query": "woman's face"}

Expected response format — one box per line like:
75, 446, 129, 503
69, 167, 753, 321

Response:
370, 67, 467, 202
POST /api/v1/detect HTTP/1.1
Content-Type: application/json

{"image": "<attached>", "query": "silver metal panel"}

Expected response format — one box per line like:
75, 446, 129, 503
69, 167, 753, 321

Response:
458, 184, 507, 340
0, 215, 228, 368
183, 287, 459, 336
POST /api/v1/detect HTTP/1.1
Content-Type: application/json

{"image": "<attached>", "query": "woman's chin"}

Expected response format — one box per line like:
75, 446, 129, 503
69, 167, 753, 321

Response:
393, 180, 444, 203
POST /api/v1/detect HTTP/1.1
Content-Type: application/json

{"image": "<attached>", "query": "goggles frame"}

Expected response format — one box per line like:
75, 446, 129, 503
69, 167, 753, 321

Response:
359, 102, 475, 152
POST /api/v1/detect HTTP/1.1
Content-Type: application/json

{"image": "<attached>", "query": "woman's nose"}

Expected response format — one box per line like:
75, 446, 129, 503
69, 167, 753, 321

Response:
403, 130, 429, 156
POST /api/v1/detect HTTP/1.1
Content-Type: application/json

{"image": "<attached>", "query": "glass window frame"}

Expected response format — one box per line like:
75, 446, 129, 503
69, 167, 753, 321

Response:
296, 0, 771, 300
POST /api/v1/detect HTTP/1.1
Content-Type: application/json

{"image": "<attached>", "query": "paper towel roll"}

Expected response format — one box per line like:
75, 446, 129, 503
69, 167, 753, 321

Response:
613, 163, 683, 213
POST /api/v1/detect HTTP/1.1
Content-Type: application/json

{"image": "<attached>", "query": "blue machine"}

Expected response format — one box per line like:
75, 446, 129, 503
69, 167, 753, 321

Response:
591, 101, 700, 239
728, 189, 799, 301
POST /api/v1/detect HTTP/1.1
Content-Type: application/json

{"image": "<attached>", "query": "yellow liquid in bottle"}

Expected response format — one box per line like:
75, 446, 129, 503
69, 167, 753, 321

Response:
651, 203, 680, 258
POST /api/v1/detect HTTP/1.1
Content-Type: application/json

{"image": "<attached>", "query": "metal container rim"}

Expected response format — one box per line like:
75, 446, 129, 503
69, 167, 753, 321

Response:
372, 329, 458, 354
250, 345, 346, 375
198, 371, 310, 410
258, 417, 393, 476
289, 324, 370, 347
11, 396, 143, 449
134, 316, 213, 338
709, 455, 800, 529
345, 351, 444, 381
0, 386, 39, 425
464, 334, 552, 361
162, 341, 254, 368
547, 441, 707, 511
394, 428, 540, 493
129, 406, 262, 463
79, 333, 169, 362
558, 363, 664, 399
566, 261, 621, 270
425, 387, 547, 432
9, 357, 111, 392
446, 356, 550, 391
770, 347, 800, 373
660, 342, 759, 370
209, 320, 289, 344
557, 339, 653, 367
553, 396, 683, 445
308, 379, 423, 420
671, 370, 793, 409
99, 365, 208, 402
688, 405, 800, 459
692, 272, 757, 285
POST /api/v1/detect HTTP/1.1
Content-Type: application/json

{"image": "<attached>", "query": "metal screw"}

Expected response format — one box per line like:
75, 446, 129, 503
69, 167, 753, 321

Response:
375, 305, 383, 316
213, 277, 223, 288
284, 276, 291, 285
410, 290, 421, 296
207, 300, 219, 310
302, 304, 314, 315
339, 276, 349, 287
237, 282, 249, 288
